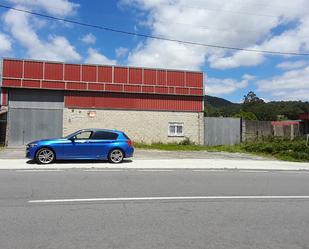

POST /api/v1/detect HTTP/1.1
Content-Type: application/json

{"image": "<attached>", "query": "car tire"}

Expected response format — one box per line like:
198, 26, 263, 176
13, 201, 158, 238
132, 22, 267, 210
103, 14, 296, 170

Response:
108, 149, 124, 163
35, 148, 55, 164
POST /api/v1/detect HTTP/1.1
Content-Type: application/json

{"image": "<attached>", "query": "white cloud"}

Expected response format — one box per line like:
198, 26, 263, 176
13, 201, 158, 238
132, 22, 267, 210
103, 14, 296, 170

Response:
122, 0, 309, 70
208, 49, 265, 70
85, 48, 116, 65
256, 66, 309, 100
0, 33, 12, 54
128, 39, 205, 70
276, 60, 309, 70
120, 0, 167, 10
81, 33, 96, 45
116, 47, 129, 58
8, 0, 79, 16
205, 74, 251, 95
3, 6, 81, 62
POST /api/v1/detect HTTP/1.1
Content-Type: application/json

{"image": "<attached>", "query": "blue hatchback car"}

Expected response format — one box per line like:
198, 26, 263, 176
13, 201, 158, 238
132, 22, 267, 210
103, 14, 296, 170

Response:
26, 129, 134, 164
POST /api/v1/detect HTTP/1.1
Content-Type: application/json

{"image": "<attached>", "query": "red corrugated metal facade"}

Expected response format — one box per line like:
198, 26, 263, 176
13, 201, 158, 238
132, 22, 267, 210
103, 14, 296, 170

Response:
1, 58, 204, 112
66, 92, 202, 112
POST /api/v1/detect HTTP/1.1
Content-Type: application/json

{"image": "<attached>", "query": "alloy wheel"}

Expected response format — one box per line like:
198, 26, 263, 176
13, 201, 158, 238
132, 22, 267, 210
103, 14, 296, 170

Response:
109, 149, 124, 163
36, 148, 55, 164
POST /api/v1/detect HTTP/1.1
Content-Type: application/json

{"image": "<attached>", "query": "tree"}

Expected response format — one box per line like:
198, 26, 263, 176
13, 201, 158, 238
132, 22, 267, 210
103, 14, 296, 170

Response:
204, 107, 224, 117
233, 110, 257, 120
243, 91, 264, 105
245, 103, 278, 121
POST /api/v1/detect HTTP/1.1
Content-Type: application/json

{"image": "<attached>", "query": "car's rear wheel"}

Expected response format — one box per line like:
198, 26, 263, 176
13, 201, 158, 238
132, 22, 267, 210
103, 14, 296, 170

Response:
108, 149, 124, 163
35, 148, 55, 164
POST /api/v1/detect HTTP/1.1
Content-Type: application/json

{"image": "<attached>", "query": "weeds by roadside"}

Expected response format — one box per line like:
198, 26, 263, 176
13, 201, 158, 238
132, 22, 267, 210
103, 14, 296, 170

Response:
135, 142, 242, 152
242, 137, 309, 162
135, 137, 309, 162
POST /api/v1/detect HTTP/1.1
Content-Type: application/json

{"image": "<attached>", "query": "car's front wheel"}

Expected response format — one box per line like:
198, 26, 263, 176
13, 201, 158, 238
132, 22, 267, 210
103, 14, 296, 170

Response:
35, 148, 55, 164
108, 149, 124, 163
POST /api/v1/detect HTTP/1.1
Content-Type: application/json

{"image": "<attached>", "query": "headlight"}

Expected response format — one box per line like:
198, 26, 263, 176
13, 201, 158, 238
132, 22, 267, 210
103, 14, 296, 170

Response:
27, 143, 37, 149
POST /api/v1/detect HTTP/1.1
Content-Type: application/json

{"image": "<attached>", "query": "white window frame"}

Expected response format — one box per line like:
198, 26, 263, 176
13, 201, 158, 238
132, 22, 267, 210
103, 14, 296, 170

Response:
168, 122, 184, 137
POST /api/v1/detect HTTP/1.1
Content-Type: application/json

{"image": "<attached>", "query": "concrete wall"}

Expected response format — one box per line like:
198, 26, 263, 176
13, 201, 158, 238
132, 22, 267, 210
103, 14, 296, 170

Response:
63, 108, 204, 145
242, 120, 273, 141
273, 124, 303, 139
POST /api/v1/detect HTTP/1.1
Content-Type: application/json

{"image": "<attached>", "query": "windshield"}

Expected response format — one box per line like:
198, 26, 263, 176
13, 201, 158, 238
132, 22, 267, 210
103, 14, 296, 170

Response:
63, 131, 81, 139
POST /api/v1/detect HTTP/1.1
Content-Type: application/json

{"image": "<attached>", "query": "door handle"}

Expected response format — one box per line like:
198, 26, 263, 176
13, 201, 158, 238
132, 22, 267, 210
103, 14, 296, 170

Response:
88, 140, 112, 143
75, 140, 87, 143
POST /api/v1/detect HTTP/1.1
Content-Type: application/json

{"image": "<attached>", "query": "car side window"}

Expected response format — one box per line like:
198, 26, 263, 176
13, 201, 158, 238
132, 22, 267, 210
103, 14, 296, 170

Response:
91, 131, 119, 140
75, 131, 92, 140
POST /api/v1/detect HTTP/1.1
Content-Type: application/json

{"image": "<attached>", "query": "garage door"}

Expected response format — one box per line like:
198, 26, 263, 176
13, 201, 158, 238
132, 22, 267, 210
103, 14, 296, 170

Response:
8, 89, 64, 146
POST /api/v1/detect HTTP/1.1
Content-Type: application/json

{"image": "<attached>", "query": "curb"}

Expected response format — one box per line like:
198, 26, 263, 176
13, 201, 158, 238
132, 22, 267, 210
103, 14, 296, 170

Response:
1, 158, 309, 171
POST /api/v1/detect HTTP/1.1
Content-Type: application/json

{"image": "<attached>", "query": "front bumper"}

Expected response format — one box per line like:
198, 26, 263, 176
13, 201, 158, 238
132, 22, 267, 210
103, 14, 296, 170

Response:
25, 146, 37, 159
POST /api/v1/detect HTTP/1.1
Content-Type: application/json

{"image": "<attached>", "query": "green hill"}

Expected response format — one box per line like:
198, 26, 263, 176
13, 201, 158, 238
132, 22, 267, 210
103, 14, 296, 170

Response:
204, 94, 309, 121
204, 95, 239, 108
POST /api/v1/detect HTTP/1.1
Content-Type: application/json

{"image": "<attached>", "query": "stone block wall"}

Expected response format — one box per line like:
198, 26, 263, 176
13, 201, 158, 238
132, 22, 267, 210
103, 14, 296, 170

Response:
63, 108, 204, 145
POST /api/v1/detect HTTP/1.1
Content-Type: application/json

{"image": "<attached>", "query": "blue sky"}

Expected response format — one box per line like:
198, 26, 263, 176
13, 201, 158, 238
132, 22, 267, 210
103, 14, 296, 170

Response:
0, 0, 309, 102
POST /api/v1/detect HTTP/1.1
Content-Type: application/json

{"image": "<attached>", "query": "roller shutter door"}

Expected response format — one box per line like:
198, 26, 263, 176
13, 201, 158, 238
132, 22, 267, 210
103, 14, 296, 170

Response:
8, 89, 64, 146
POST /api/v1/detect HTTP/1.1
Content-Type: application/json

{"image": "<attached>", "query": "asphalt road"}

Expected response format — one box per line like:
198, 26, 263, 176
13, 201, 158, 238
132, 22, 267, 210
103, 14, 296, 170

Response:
1, 169, 309, 249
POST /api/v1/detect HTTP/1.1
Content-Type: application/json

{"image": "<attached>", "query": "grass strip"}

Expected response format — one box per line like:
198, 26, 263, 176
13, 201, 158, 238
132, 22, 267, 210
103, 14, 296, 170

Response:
135, 137, 309, 162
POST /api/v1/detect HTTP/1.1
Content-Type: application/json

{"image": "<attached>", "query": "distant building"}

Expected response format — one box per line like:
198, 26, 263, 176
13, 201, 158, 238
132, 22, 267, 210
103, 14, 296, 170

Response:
271, 120, 303, 139
299, 113, 309, 134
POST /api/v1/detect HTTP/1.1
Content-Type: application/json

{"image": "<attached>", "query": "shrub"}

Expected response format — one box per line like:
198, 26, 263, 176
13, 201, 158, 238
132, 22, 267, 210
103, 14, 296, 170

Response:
178, 137, 193, 145
241, 137, 309, 161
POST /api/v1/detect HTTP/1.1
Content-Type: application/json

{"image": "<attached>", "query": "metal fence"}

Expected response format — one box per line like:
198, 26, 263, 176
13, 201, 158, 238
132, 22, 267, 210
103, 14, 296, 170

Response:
204, 117, 241, 146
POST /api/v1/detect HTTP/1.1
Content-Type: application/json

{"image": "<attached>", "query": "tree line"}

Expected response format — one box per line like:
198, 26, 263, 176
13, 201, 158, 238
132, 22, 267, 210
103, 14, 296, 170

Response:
204, 91, 309, 121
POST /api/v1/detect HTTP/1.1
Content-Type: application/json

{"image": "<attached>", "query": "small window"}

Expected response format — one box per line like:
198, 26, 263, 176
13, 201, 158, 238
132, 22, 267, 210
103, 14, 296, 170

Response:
75, 131, 92, 140
168, 123, 184, 137
91, 131, 119, 140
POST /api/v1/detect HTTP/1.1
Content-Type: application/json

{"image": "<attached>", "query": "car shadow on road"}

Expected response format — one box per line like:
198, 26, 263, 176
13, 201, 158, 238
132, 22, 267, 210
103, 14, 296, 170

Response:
26, 159, 133, 164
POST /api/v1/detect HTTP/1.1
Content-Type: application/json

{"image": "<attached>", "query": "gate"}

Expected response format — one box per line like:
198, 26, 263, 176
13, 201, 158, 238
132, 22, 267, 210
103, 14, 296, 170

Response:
204, 117, 241, 146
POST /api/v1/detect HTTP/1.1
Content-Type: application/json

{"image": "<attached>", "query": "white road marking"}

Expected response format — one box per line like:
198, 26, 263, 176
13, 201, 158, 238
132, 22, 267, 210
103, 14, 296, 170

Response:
28, 196, 309, 203
193, 170, 271, 173
15, 169, 64, 172
84, 169, 123, 172
238, 170, 269, 173
281, 171, 309, 173
137, 170, 174, 172
192, 169, 227, 172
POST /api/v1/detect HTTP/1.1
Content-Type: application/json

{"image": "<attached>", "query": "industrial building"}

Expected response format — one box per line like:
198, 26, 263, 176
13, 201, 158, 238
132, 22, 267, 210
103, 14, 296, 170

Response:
0, 58, 204, 146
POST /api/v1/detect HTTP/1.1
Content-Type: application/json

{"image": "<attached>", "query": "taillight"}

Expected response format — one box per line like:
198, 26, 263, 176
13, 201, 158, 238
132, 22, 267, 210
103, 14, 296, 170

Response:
127, 140, 133, 147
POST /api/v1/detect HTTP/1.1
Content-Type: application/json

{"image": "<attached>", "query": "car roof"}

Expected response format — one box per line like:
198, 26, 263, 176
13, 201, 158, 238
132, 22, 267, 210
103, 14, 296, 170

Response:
78, 128, 123, 134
